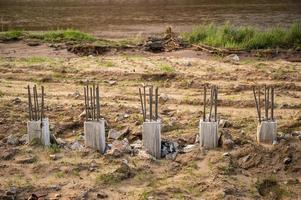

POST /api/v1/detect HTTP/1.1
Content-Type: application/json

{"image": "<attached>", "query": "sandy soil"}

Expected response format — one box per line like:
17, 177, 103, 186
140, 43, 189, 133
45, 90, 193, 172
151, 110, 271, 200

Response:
0, 41, 300, 199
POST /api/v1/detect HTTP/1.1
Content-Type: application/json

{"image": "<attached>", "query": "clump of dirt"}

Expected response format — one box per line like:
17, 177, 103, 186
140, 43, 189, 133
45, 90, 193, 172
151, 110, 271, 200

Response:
67, 44, 110, 56
255, 178, 283, 200
231, 138, 301, 173
143, 27, 189, 52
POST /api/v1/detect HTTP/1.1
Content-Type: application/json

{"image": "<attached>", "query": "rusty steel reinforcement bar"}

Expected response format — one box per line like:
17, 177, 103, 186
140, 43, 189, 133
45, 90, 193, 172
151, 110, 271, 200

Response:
258, 86, 261, 122
139, 88, 145, 122
149, 86, 153, 121
90, 87, 93, 120
267, 87, 269, 121
214, 86, 218, 122
155, 87, 158, 121
271, 86, 274, 121
41, 86, 44, 121
96, 85, 100, 121
209, 86, 214, 121
84, 87, 88, 121
27, 85, 32, 121
203, 86, 206, 121
253, 86, 260, 122
264, 85, 267, 121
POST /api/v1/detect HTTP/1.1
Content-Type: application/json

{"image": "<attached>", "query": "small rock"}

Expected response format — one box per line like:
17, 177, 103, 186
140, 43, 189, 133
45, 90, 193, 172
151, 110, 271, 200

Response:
223, 54, 239, 64
219, 119, 232, 128
70, 141, 84, 151
283, 157, 292, 165
12, 97, 21, 104
79, 110, 86, 119
16, 156, 36, 164
272, 140, 278, 145
107, 138, 131, 157
73, 91, 80, 99
6, 134, 20, 146
56, 138, 67, 146
49, 184, 61, 191
159, 93, 169, 102
19, 134, 28, 144
49, 154, 57, 160
183, 144, 197, 153
97, 192, 108, 199
223, 152, 230, 157
108, 127, 130, 140
55, 193, 61, 198
104, 80, 117, 86
1, 148, 17, 160
222, 139, 234, 150
6, 187, 17, 196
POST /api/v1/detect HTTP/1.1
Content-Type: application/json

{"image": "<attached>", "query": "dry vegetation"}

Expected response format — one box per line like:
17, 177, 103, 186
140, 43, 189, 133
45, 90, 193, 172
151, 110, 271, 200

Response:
0, 37, 300, 199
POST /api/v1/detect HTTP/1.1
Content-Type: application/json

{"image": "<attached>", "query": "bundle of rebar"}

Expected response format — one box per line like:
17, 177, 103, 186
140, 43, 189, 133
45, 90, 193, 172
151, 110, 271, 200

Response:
84, 84, 101, 121
252, 85, 275, 122
138, 84, 159, 122
203, 85, 218, 122
27, 85, 45, 121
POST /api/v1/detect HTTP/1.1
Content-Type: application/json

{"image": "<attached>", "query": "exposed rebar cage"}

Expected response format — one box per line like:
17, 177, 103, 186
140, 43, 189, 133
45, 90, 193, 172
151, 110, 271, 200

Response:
202, 85, 218, 122
84, 84, 101, 121
138, 84, 159, 122
27, 85, 45, 121
252, 85, 275, 122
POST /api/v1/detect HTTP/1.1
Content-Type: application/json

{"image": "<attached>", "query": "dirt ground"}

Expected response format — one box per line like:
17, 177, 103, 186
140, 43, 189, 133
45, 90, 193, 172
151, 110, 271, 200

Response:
0, 41, 300, 200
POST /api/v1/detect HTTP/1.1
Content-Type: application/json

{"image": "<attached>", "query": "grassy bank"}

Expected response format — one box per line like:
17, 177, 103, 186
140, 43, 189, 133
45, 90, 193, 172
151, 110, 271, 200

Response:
0, 29, 96, 42
184, 23, 301, 50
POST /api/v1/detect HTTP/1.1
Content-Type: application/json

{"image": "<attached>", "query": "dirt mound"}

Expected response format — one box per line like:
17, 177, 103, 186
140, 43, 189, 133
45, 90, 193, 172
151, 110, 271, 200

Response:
143, 27, 189, 52
232, 138, 301, 173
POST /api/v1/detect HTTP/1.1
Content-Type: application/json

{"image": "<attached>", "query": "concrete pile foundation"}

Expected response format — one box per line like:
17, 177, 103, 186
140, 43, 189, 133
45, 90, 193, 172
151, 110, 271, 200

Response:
84, 120, 106, 154
142, 121, 161, 159
27, 118, 50, 146
199, 120, 218, 149
257, 121, 277, 144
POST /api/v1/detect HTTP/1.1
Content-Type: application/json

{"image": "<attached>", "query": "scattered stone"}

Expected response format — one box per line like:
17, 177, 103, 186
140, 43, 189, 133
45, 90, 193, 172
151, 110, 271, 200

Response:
272, 140, 278, 145
12, 97, 21, 104
56, 138, 67, 146
161, 140, 178, 158
6, 187, 17, 196
283, 157, 292, 165
107, 138, 131, 157
223, 54, 239, 64
19, 134, 28, 144
108, 127, 130, 140
115, 113, 130, 122
79, 110, 86, 119
284, 178, 299, 185
49, 185, 61, 191
1, 148, 17, 160
27, 41, 41, 46
104, 80, 117, 86
55, 193, 61, 198
219, 119, 232, 128
182, 144, 197, 153
137, 149, 154, 160
73, 91, 80, 99
6, 134, 20, 146
223, 139, 235, 150
70, 141, 84, 151
90, 160, 97, 171
16, 156, 36, 164
159, 93, 169, 102
49, 154, 57, 160
96, 192, 108, 199
223, 152, 230, 157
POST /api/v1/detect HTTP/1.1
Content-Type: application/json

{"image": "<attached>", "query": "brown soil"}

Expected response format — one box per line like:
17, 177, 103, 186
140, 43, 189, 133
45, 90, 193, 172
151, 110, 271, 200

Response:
0, 41, 300, 199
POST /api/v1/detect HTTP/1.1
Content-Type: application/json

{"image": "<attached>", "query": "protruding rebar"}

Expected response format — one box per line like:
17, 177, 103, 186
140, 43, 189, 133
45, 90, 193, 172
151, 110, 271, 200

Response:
41, 86, 44, 121
267, 87, 270, 121
149, 86, 153, 121
253, 86, 260, 122
271, 86, 274, 121
90, 87, 93, 120
203, 86, 206, 121
139, 88, 145, 122
143, 85, 147, 120
214, 86, 218, 122
33, 85, 38, 120
155, 87, 158, 120
209, 86, 214, 121
96, 85, 100, 121
84, 87, 88, 121
258, 86, 261, 122
264, 85, 267, 121
27, 85, 32, 121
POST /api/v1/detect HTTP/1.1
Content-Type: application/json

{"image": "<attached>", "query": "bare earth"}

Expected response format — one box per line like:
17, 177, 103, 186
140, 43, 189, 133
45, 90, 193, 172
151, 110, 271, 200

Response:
0, 41, 300, 199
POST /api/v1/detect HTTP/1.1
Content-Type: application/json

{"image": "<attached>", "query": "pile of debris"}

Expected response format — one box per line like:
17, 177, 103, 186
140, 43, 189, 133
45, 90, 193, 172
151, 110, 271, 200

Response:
143, 27, 188, 52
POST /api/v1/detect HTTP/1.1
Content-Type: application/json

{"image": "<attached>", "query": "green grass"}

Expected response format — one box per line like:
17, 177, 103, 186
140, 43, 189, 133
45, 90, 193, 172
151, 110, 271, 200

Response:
1, 30, 23, 40
0, 29, 96, 42
184, 22, 301, 50
158, 62, 175, 73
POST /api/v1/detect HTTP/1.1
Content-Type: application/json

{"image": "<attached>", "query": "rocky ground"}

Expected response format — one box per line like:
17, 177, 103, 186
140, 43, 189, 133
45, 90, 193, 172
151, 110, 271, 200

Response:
0, 40, 300, 200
